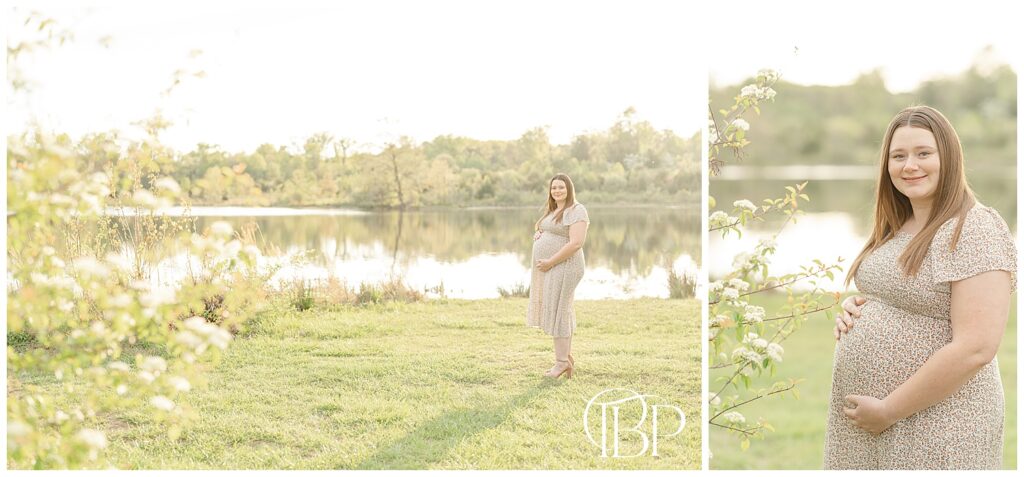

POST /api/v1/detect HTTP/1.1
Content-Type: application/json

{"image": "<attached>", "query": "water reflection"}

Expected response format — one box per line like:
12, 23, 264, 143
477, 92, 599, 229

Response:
711, 174, 1016, 291
141, 206, 699, 299
709, 213, 862, 291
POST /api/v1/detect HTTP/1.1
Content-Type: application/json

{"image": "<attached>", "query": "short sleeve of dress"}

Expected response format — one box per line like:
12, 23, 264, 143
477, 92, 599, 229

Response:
932, 205, 1016, 293
564, 203, 590, 226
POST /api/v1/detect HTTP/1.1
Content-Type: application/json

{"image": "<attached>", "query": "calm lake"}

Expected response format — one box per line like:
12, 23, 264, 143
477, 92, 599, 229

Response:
711, 169, 1017, 291
138, 205, 699, 299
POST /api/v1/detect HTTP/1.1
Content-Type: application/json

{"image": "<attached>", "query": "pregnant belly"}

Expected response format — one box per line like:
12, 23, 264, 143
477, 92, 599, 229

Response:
532, 234, 566, 261
831, 300, 951, 397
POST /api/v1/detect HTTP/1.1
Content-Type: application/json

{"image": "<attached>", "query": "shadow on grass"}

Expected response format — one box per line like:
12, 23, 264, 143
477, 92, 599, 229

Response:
354, 380, 557, 469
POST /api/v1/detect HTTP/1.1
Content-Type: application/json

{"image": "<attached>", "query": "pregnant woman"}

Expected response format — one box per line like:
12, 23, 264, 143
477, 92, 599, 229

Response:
527, 173, 590, 379
824, 106, 1016, 469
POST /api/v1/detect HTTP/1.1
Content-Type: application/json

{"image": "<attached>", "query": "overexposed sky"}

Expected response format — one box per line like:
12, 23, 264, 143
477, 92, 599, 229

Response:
709, 0, 1021, 91
7, 1, 1020, 154
6, 0, 707, 153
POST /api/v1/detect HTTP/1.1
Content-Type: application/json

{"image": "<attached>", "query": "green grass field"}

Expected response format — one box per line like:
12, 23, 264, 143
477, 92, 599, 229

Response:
710, 292, 1017, 470
16, 298, 701, 470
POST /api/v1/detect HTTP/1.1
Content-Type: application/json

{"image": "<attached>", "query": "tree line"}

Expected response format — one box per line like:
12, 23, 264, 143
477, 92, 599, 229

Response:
56, 108, 699, 208
709, 54, 1016, 169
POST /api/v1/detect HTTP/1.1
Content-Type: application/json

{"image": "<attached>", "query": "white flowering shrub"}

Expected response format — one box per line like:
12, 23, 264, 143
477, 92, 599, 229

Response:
6, 133, 265, 469
707, 72, 842, 452
6, 15, 270, 468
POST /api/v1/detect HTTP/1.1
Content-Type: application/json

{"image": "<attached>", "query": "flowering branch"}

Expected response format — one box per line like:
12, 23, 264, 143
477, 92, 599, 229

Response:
709, 422, 765, 437
709, 296, 839, 334
710, 261, 843, 306
708, 69, 779, 176
707, 69, 844, 453
710, 382, 797, 423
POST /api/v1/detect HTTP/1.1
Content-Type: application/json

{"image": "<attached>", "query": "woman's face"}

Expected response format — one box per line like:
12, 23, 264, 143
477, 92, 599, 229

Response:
887, 126, 941, 205
549, 179, 568, 202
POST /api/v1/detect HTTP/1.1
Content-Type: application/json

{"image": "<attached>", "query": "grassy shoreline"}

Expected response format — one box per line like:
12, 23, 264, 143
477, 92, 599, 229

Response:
18, 298, 701, 470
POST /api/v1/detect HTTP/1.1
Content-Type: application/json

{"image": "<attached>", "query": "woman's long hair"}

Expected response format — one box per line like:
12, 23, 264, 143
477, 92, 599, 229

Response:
846, 106, 976, 286
535, 173, 576, 230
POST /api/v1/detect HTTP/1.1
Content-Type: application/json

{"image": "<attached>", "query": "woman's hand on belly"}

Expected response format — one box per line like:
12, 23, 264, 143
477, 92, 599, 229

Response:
536, 258, 555, 272
835, 295, 867, 340
843, 394, 896, 435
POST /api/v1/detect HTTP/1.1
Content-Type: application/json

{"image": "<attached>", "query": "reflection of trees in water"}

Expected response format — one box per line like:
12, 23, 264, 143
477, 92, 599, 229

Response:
189, 207, 700, 275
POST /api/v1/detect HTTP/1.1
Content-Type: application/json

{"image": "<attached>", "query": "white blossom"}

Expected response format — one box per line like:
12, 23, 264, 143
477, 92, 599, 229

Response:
72, 256, 111, 278
168, 376, 191, 392
721, 288, 739, 300
7, 420, 30, 437
757, 68, 779, 83
221, 239, 242, 260
728, 278, 750, 291
150, 395, 175, 412
75, 428, 108, 450
723, 411, 746, 425
709, 211, 731, 228
732, 252, 752, 269
740, 78, 777, 101
732, 199, 756, 212
210, 221, 234, 238
731, 118, 750, 131
767, 343, 784, 362
139, 356, 167, 373
183, 316, 232, 351
109, 293, 133, 308
54, 410, 69, 423
208, 328, 231, 350
154, 177, 182, 195
175, 330, 204, 350
731, 346, 749, 360
105, 253, 134, 273
743, 305, 765, 324
49, 193, 74, 206
243, 244, 261, 260
140, 287, 176, 309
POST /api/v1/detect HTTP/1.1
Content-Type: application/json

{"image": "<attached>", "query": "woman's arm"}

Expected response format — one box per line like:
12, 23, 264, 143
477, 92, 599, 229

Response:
843, 269, 1011, 434
536, 222, 588, 272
